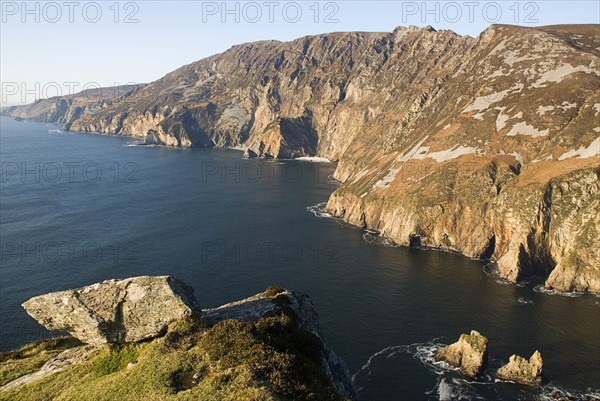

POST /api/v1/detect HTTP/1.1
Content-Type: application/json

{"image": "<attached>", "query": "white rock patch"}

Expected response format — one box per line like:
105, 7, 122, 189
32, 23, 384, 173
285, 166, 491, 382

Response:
372, 137, 429, 190
506, 121, 549, 137
537, 102, 577, 116
531, 64, 599, 88
503, 50, 537, 67
463, 84, 523, 113
496, 108, 509, 131
537, 105, 555, 115
558, 137, 600, 160
411, 145, 481, 163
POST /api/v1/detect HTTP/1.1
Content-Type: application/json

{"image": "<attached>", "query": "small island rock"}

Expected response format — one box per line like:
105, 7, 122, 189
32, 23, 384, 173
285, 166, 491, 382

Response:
434, 330, 488, 378
497, 350, 543, 386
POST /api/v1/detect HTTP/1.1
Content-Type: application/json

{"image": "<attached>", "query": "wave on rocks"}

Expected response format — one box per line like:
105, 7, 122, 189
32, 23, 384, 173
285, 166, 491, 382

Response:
351, 341, 599, 401
352, 340, 488, 400
48, 128, 65, 134
293, 156, 331, 163
362, 230, 396, 247
306, 202, 332, 218
123, 140, 156, 148
515, 297, 534, 305
537, 385, 600, 401
533, 285, 584, 298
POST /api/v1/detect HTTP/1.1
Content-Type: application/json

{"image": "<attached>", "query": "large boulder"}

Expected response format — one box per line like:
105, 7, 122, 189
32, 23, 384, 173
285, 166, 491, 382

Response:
433, 330, 488, 378
496, 351, 543, 386
22, 276, 201, 345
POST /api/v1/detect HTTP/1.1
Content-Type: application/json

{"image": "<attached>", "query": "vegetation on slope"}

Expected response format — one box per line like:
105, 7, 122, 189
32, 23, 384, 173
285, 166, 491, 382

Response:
0, 314, 349, 401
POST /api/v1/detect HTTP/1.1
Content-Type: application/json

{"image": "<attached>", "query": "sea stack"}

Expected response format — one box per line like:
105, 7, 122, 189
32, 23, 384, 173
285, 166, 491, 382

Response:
497, 351, 544, 386
434, 330, 488, 378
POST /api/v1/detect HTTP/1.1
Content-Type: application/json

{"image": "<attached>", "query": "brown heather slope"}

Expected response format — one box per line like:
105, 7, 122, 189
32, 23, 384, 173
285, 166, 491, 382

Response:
4, 24, 600, 292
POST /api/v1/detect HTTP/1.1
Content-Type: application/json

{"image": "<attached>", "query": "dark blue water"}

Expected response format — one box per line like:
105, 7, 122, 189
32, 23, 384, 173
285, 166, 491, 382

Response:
1, 116, 598, 400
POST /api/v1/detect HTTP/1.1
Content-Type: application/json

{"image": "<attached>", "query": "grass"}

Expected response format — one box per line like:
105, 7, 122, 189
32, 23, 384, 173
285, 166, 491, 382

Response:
0, 298, 349, 401
460, 333, 487, 354
0, 337, 82, 387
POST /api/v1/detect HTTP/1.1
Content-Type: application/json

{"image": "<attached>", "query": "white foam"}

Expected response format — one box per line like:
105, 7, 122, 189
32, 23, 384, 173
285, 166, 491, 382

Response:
515, 297, 533, 305
533, 285, 583, 298
228, 145, 248, 151
437, 379, 455, 401
362, 231, 395, 247
539, 385, 600, 401
306, 202, 332, 218
294, 156, 331, 163
123, 140, 144, 147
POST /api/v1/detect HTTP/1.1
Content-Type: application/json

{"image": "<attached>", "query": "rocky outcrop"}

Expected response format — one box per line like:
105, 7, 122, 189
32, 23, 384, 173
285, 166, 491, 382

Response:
12, 279, 355, 400
0, 345, 98, 392
5, 24, 600, 293
22, 276, 201, 345
434, 330, 488, 378
203, 287, 357, 400
497, 350, 543, 386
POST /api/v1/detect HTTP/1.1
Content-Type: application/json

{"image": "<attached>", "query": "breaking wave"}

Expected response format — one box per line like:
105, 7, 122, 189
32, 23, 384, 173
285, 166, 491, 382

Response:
362, 230, 396, 247
533, 285, 584, 298
306, 202, 331, 218
352, 340, 490, 400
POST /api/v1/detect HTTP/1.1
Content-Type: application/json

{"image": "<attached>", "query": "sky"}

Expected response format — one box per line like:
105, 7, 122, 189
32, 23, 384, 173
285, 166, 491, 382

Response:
1, 0, 599, 105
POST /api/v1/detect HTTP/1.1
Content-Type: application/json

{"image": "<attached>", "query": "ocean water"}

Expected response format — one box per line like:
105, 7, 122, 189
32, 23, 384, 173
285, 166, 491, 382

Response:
0, 116, 598, 400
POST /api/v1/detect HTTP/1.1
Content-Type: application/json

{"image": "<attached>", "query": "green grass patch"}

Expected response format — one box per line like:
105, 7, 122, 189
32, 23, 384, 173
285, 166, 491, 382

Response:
0, 314, 349, 401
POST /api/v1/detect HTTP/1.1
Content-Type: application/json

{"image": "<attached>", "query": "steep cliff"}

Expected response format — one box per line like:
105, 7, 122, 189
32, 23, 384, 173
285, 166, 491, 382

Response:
4, 24, 599, 292
1, 85, 145, 125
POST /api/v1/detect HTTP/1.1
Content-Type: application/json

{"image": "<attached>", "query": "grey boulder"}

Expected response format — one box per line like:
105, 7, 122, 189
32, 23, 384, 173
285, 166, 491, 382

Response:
22, 276, 201, 345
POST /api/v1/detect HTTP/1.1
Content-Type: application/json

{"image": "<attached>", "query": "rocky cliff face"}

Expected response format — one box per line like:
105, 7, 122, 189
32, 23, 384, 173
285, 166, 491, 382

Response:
4, 24, 599, 292
1, 85, 144, 125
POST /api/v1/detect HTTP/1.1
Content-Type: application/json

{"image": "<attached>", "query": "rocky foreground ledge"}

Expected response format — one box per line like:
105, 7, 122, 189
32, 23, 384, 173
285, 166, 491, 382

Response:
0, 276, 357, 401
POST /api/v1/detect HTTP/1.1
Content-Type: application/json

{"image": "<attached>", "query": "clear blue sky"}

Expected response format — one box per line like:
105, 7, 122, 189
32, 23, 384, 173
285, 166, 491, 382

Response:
1, 1, 599, 105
